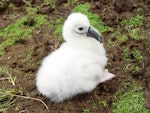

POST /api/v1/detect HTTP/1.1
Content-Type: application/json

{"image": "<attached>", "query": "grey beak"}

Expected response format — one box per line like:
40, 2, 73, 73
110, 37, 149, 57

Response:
87, 27, 102, 43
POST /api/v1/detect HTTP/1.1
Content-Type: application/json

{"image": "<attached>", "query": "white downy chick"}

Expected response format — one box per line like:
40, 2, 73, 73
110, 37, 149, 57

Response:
36, 13, 115, 103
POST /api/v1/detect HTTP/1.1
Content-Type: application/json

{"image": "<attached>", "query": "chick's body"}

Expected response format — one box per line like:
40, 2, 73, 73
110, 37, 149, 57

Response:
36, 13, 111, 103
36, 40, 107, 103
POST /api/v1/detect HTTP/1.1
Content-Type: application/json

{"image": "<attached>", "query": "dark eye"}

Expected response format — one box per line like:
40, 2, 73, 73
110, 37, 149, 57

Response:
79, 27, 83, 31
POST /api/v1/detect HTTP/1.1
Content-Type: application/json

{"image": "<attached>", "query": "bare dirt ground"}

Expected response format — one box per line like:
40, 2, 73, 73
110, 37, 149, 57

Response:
0, 0, 150, 113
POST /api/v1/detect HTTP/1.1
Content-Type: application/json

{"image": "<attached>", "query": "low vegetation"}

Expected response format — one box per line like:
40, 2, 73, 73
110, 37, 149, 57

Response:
0, 7, 48, 55
122, 15, 144, 27
43, 0, 56, 9
83, 109, 91, 113
124, 48, 144, 63
112, 81, 149, 113
0, 89, 17, 112
98, 100, 108, 108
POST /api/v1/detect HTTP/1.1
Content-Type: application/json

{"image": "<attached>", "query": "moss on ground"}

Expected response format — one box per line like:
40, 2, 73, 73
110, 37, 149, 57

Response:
122, 15, 144, 27
0, 8, 48, 55
112, 81, 149, 113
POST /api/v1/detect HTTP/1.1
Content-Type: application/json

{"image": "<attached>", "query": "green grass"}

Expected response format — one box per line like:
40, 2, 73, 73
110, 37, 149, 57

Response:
44, 0, 53, 4
107, 14, 146, 48
43, 0, 56, 9
112, 81, 149, 113
123, 47, 144, 74
0, 67, 16, 86
0, 88, 49, 112
122, 15, 144, 27
128, 28, 145, 40
122, 15, 146, 41
0, 66, 20, 112
66, 0, 79, 5
124, 47, 144, 63
83, 109, 91, 113
117, 34, 128, 43
107, 31, 128, 47
98, 100, 108, 108
124, 64, 141, 74
0, 89, 17, 113
53, 18, 64, 36
107, 38, 116, 47
49, 17, 64, 43
0, 7, 48, 56
132, 48, 144, 63
0, 66, 49, 112
124, 48, 132, 61
143, 37, 150, 55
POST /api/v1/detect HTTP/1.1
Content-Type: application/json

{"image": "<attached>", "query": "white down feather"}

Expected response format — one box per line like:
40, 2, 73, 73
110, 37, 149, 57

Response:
36, 13, 113, 103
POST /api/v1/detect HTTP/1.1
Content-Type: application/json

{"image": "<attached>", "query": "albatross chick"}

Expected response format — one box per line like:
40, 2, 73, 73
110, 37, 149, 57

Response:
36, 13, 115, 103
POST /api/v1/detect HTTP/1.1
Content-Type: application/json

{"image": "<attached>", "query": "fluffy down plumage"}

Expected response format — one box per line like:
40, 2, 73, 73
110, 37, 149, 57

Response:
36, 13, 114, 103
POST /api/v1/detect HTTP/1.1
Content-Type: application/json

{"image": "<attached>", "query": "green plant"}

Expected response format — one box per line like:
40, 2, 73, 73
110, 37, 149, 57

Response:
25, 50, 33, 63
66, 0, 79, 5
122, 15, 144, 27
107, 38, 116, 47
0, 89, 17, 113
34, 15, 47, 27
128, 28, 145, 40
123, 47, 144, 74
0, 67, 16, 86
121, 15, 145, 41
15, 106, 20, 112
72, 3, 111, 33
44, 0, 56, 9
124, 48, 131, 61
0, 7, 48, 55
107, 31, 128, 47
0, 88, 49, 112
132, 48, 144, 63
143, 39, 150, 55
54, 18, 64, 36
98, 100, 108, 107
118, 34, 128, 43
112, 81, 149, 113
83, 109, 91, 113
124, 48, 144, 63
72, 3, 89, 13
124, 64, 141, 74
49, 17, 64, 43
44, 0, 52, 4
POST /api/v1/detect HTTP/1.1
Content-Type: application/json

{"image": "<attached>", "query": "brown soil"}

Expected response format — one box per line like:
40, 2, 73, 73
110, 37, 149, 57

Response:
0, 0, 150, 113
